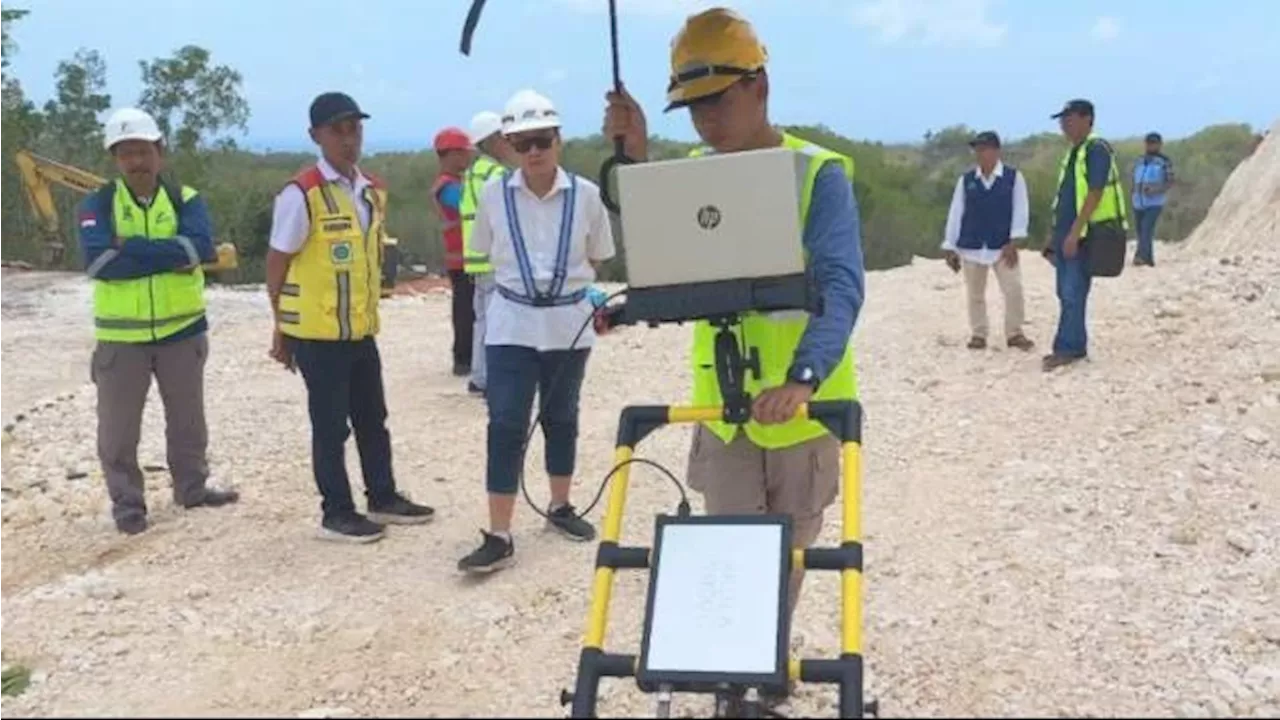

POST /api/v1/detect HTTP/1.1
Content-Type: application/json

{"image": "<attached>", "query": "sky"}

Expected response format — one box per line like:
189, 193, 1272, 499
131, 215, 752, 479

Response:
6, 0, 1279, 153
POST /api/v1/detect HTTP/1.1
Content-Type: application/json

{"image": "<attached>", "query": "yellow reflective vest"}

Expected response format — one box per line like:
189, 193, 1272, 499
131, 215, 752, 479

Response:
460, 154, 503, 274
277, 165, 387, 341
92, 179, 206, 343
688, 133, 860, 449
1052, 132, 1129, 231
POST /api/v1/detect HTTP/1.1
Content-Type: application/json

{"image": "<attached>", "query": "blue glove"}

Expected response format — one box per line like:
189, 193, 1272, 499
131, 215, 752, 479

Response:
587, 286, 608, 309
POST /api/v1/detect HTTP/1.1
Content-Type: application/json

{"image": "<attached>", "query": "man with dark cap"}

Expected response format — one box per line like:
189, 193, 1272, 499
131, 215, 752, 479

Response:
265, 92, 435, 543
941, 130, 1034, 351
1043, 99, 1128, 371
1130, 131, 1174, 266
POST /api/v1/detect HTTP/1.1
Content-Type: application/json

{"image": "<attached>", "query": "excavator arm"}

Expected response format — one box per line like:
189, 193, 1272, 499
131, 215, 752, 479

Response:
13, 149, 238, 273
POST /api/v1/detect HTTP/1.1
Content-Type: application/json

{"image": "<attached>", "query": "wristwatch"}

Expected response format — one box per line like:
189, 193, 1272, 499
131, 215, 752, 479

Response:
787, 363, 821, 390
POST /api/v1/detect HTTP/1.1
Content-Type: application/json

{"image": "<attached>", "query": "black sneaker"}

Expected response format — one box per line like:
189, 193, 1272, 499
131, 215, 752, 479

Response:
546, 503, 596, 542
318, 513, 385, 544
467, 382, 485, 397
457, 530, 515, 573
181, 488, 240, 509
115, 514, 148, 535
367, 494, 435, 525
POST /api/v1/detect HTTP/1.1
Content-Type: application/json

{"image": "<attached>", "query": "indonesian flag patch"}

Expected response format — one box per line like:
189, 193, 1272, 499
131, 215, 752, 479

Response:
79, 212, 97, 228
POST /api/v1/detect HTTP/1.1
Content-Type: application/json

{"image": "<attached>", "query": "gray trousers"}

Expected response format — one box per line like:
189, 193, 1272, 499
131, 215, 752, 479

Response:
469, 273, 496, 390
92, 332, 210, 521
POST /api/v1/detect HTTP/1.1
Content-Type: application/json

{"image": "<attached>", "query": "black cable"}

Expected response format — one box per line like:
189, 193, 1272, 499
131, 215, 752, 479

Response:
510, 288, 689, 524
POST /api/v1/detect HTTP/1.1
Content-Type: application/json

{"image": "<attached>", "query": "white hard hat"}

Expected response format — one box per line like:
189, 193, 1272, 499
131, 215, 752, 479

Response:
103, 107, 163, 150
469, 111, 504, 145
501, 89, 560, 135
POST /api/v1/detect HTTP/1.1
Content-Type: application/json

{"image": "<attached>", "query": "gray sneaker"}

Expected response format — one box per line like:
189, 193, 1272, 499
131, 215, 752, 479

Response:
546, 503, 596, 542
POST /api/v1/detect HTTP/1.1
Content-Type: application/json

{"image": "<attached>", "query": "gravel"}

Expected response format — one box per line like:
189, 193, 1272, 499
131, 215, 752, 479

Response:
2, 235, 1278, 717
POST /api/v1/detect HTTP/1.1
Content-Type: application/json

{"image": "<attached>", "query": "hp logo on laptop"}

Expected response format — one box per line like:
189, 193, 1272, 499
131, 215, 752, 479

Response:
696, 204, 722, 230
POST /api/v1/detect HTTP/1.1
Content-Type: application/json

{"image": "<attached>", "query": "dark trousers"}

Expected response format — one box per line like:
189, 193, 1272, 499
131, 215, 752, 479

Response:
449, 270, 475, 369
1134, 206, 1163, 264
1052, 233, 1093, 357
293, 337, 399, 518
485, 345, 591, 494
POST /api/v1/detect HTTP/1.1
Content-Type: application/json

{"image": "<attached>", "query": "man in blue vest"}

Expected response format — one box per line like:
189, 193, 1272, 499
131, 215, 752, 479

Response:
1131, 131, 1175, 266
79, 107, 239, 535
941, 130, 1034, 351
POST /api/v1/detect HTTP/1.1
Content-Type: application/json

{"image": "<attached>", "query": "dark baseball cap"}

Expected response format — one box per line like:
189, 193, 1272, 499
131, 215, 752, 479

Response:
969, 130, 1001, 148
1145, 131, 1163, 143
309, 92, 370, 129
1051, 98, 1094, 119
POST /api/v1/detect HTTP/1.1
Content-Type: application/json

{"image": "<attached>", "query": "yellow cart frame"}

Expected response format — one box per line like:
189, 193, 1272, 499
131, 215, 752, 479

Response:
561, 399, 869, 718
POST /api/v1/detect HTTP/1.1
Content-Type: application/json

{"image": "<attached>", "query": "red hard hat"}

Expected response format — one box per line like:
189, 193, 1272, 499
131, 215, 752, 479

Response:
433, 127, 472, 152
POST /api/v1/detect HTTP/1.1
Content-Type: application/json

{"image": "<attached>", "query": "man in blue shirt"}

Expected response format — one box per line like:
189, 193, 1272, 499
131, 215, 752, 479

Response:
1131, 131, 1174, 266
1043, 98, 1118, 371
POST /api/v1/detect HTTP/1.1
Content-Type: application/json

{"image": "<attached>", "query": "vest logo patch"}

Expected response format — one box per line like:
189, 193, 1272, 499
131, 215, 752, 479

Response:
696, 204, 722, 230
322, 219, 354, 234
330, 241, 353, 264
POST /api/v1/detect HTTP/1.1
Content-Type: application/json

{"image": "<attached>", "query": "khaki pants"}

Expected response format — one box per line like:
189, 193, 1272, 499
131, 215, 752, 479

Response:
92, 333, 210, 522
686, 425, 840, 618
962, 258, 1025, 340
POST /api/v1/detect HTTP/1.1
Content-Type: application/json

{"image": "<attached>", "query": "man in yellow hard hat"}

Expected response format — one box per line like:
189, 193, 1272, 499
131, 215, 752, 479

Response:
603, 5, 865, 637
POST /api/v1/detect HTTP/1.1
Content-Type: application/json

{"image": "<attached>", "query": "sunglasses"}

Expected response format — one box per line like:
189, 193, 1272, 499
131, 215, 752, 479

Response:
512, 134, 556, 153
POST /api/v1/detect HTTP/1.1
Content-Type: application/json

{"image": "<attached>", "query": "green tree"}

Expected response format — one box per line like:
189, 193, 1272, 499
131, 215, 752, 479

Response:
39, 48, 110, 168
138, 45, 249, 154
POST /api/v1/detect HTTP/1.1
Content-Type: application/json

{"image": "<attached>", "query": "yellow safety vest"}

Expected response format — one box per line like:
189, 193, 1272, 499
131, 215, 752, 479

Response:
1052, 132, 1130, 231
93, 179, 206, 343
278, 165, 387, 341
460, 154, 503, 274
688, 133, 861, 449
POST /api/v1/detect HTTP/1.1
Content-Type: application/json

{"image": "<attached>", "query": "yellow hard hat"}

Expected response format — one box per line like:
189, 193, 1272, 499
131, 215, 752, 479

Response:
665, 7, 768, 111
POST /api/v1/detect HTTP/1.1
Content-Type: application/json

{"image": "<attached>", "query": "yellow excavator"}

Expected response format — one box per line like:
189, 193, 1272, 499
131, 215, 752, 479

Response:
13, 149, 238, 273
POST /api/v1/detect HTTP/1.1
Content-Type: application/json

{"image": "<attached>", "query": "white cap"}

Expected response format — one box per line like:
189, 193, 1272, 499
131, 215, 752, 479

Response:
103, 107, 163, 150
469, 111, 503, 145
501, 89, 560, 135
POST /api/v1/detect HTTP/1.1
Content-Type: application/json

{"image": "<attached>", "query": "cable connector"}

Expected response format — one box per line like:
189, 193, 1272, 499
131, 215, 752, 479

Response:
676, 498, 691, 517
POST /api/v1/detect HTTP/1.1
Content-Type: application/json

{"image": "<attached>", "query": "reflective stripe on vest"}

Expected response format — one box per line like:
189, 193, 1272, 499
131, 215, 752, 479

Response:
1052, 133, 1130, 231
461, 155, 503, 274
688, 133, 860, 450
92, 179, 206, 343
495, 170, 587, 308
277, 166, 387, 341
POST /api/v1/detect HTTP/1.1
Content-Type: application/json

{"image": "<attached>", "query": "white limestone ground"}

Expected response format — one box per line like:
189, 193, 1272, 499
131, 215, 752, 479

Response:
2, 130, 1278, 717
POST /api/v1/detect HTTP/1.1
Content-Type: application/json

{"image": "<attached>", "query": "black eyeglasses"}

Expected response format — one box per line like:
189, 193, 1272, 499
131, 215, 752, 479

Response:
512, 135, 555, 153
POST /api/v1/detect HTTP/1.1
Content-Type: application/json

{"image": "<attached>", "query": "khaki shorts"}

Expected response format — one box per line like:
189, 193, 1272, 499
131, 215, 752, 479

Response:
685, 424, 840, 548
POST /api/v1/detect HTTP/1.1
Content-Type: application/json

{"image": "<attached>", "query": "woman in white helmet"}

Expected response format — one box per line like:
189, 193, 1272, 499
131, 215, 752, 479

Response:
458, 89, 616, 573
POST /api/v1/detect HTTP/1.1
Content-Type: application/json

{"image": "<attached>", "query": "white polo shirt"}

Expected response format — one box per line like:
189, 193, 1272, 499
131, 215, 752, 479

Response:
470, 167, 616, 351
269, 157, 375, 254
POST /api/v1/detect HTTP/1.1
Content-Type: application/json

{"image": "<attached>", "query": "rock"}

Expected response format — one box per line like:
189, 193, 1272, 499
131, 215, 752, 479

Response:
65, 468, 89, 480
185, 584, 211, 600
1225, 531, 1258, 555
297, 707, 356, 719
1155, 302, 1185, 319
1176, 701, 1209, 718
1169, 526, 1200, 546
1242, 427, 1270, 445
1261, 366, 1280, 383
1069, 565, 1121, 582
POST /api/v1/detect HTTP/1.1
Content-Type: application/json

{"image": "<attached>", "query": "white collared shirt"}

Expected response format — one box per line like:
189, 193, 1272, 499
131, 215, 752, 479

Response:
268, 157, 375, 254
941, 160, 1029, 266
470, 166, 616, 351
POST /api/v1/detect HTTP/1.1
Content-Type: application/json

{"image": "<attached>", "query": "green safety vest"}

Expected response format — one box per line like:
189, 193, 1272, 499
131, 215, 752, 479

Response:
1052, 132, 1130, 231
460, 154, 504, 274
93, 179, 206, 343
688, 133, 860, 449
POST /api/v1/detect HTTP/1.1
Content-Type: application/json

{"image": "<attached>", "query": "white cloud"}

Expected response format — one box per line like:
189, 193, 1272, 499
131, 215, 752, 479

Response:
544, 68, 569, 84
848, 0, 1007, 48
1089, 15, 1121, 43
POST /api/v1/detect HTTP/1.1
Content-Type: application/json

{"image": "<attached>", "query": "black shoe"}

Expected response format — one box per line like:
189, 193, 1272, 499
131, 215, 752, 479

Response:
317, 512, 385, 544
967, 336, 987, 350
1042, 353, 1086, 372
115, 514, 148, 535
467, 382, 485, 397
181, 488, 240, 509
546, 503, 596, 542
367, 493, 435, 525
457, 530, 515, 573
452, 363, 471, 377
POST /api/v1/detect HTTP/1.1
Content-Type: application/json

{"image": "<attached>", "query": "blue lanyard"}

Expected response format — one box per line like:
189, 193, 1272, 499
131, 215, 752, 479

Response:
500, 171, 580, 305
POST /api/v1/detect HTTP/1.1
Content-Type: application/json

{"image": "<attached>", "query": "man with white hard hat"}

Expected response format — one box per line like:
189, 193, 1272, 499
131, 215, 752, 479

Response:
457, 89, 617, 573
459, 110, 520, 397
78, 106, 238, 535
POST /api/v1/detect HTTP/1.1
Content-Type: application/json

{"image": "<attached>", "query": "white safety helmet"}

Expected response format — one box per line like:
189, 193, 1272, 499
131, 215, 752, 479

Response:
501, 89, 561, 136
103, 107, 164, 151
468, 111, 504, 145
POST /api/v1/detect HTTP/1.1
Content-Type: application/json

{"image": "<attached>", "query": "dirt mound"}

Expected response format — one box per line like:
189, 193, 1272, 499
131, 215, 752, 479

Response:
1183, 118, 1280, 256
